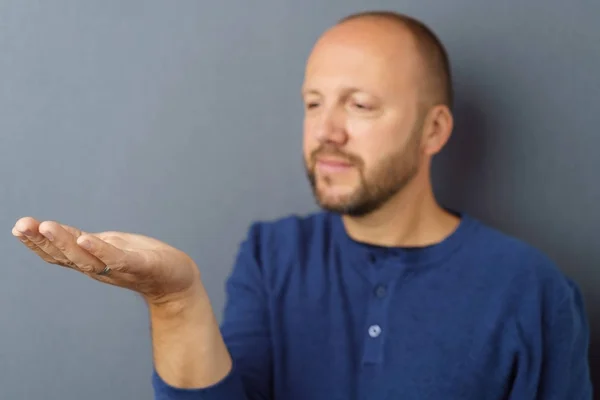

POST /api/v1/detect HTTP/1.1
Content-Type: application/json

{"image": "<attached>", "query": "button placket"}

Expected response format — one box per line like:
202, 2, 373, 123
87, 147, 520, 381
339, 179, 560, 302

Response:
361, 277, 397, 365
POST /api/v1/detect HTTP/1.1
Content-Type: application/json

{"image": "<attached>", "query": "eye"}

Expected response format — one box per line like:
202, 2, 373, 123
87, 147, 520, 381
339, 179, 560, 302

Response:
305, 102, 320, 110
352, 102, 373, 111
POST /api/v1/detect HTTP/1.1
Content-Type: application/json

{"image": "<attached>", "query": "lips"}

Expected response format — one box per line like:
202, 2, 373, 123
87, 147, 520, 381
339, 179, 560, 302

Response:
315, 158, 353, 173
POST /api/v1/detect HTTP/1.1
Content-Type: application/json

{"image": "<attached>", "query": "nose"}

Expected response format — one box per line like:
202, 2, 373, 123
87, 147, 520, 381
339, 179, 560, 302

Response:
314, 107, 348, 145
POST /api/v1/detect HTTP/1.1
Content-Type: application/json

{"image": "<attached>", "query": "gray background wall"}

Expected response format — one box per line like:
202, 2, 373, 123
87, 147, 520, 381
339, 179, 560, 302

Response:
0, 1, 598, 398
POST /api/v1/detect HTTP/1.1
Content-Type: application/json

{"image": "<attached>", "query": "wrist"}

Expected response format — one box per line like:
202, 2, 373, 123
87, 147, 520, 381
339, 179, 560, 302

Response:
147, 282, 211, 322
148, 281, 232, 388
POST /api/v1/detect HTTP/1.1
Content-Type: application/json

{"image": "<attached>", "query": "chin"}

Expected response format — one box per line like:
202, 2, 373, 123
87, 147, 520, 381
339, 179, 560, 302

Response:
315, 183, 356, 202
313, 184, 386, 217
315, 189, 358, 211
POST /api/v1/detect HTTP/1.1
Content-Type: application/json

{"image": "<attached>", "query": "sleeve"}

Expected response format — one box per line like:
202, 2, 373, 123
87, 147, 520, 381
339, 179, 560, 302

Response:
510, 279, 593, 400
152, 223, 273, 400
535, 281, 593, 399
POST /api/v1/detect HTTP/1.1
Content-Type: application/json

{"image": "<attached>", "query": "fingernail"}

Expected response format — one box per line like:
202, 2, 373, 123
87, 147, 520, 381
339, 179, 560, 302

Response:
79, 240, 91, 250
41, 231, 54, 241
18, 229, 32, 236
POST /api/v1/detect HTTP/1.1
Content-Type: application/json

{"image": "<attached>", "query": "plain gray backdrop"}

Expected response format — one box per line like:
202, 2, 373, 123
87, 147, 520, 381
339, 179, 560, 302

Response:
1, 1, 598, 399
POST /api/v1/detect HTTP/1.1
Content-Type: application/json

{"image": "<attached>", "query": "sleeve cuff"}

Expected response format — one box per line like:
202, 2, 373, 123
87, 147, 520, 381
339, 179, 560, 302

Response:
152, 363, 246, 400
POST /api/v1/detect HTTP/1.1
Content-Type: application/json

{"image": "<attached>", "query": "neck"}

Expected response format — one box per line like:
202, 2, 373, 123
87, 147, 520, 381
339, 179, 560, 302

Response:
341, 175, 460, 248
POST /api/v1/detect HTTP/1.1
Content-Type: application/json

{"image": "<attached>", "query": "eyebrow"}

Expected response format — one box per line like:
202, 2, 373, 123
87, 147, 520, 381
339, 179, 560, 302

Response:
301, 87, 367, 97
301, 88, 319, 97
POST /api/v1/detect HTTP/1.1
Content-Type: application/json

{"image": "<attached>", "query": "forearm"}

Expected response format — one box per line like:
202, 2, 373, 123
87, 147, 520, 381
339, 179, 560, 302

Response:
149, 284, 233, 389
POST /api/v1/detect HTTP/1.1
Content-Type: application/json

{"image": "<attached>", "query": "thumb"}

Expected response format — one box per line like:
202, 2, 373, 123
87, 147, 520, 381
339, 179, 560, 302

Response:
76, 234, 144, 274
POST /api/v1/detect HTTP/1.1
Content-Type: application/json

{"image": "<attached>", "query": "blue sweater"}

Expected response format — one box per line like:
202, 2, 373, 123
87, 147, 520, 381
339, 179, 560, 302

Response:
152, 211, 592, 399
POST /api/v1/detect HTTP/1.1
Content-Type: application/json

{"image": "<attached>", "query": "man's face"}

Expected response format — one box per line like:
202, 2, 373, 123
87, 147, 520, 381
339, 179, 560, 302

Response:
302, 21, 426, 217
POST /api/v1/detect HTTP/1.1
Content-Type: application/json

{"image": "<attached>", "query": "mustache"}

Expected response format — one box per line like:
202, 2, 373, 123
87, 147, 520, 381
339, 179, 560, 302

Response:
310, 145, 363, 166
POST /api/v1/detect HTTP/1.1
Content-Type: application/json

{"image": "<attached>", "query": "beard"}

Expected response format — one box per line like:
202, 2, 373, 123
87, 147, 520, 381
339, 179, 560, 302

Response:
305, 126, 422, 217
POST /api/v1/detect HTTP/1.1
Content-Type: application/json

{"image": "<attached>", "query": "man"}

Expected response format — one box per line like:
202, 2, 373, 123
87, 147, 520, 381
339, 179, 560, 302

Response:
12, 11, 592, 400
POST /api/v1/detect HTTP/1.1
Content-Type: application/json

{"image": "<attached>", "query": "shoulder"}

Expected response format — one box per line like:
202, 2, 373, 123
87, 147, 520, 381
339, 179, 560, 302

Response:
238, 211, 333, 264
463, 214, 584, 318
463, 217, 591, 394
466, 216, 566, 277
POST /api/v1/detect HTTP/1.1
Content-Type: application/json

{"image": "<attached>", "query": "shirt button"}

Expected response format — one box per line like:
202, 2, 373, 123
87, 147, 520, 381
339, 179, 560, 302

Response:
374, 285, 387, 298
368, 324, 382, 338
368, 253, 376, 263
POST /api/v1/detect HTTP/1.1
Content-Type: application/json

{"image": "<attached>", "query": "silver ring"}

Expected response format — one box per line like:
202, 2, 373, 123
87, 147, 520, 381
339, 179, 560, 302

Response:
98, 265, 111, 276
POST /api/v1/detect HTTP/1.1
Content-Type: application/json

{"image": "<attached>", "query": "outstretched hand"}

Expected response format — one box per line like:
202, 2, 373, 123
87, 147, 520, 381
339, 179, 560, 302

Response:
12, 217, 201, 305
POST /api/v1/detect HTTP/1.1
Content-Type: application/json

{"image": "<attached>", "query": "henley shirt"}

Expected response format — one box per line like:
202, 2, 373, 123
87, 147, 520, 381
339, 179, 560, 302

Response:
152, 211, 592, 399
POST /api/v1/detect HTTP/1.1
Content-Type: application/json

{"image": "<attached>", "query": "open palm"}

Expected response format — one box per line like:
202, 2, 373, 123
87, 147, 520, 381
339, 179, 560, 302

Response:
12, 217, 200, 304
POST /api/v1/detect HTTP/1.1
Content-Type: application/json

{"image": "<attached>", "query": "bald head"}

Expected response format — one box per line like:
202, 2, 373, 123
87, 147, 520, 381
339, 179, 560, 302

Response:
334, 11, 453, 109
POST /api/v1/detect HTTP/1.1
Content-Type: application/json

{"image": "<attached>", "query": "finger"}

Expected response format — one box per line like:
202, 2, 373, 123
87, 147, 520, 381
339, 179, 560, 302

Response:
16, 217, 84, 268
38, 221, 105, 274
60, 223, 85, 238
13, 216, 41, 236
13, 218, 75, 266
12, 226, 58, 265
14, 217, 86, 240
19, 222, 77, 266
76, 234, 146, 275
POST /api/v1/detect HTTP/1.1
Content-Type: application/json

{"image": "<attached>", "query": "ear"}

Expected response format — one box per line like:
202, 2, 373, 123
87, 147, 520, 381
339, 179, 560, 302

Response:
421, 105, 453, 156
